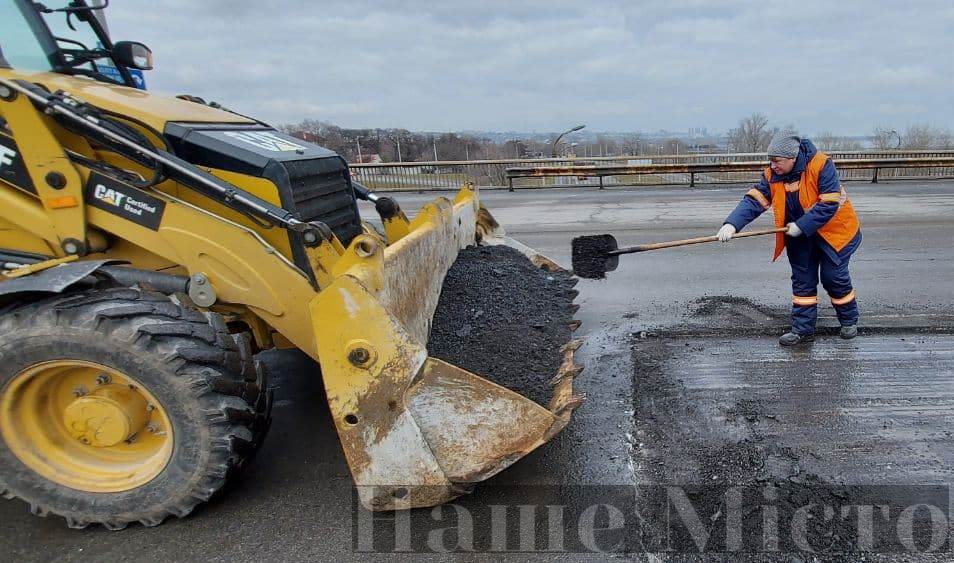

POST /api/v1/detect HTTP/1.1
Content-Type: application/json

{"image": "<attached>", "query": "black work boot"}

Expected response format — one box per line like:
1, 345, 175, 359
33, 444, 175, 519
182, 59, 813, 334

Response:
840, 325, 858, 340
779, 332, 815, 346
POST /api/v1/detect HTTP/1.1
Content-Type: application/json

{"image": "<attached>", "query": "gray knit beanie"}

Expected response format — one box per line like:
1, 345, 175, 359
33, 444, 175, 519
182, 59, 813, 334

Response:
766, 130, 800, 159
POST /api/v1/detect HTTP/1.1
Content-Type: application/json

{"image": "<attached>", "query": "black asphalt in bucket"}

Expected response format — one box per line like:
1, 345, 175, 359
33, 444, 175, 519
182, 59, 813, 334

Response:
427, 245, 577, 407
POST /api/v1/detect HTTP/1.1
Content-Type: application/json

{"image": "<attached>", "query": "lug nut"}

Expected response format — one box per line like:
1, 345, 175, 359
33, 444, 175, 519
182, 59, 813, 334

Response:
95, 373, 111, 386
72, 386, 87, 397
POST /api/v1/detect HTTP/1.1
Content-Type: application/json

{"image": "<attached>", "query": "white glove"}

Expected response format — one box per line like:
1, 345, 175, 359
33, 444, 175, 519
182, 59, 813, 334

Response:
717, 224, 736, 243
786, 222, 803, 237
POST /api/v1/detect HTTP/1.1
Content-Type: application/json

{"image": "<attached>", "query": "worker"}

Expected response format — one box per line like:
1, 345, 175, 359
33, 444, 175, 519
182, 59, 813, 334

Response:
716, 131, 861, 346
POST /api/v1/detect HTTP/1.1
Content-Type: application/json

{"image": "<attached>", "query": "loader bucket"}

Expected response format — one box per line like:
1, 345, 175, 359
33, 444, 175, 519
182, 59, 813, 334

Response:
310, 185, 582, 510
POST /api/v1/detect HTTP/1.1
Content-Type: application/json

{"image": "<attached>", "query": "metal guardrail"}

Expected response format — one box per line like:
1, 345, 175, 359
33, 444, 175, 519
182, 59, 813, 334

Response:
348, 151, 954, 192
505, 157, 954, 191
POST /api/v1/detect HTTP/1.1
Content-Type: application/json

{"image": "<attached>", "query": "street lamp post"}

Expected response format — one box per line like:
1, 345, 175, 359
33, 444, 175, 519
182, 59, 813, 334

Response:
551, 124, 586, 157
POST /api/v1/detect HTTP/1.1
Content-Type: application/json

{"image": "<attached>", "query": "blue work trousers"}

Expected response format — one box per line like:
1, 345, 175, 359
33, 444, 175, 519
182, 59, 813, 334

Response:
787, 233, 861, 335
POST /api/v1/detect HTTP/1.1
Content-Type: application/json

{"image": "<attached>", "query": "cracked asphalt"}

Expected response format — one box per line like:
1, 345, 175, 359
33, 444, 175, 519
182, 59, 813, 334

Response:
3, 181, 954, 561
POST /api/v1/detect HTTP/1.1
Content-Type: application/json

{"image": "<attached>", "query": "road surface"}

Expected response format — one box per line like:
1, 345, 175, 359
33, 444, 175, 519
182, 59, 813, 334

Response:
3, 180, 954, 561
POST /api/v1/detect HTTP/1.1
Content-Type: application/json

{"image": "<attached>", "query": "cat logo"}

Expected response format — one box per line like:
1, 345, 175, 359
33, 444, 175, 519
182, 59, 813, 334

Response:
0, 145, 16, 170
223, 131, 307, 152
93, 184, 126, 207
85, 173, 165, 230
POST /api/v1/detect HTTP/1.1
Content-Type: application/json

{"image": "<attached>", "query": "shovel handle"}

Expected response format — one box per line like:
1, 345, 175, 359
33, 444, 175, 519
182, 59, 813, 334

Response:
609, 227, 787, 255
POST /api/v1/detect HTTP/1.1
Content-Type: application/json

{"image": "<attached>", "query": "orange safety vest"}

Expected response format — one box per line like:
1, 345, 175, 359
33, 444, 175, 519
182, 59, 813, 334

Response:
748, 152, 860, 261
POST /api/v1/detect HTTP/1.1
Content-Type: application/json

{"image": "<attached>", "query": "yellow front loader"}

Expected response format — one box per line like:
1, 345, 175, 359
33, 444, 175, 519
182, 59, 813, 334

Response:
0, 1, 580, 529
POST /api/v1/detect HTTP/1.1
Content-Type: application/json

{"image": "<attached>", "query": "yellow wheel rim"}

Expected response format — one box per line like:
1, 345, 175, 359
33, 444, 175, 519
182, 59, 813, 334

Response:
0, 360, 173, 493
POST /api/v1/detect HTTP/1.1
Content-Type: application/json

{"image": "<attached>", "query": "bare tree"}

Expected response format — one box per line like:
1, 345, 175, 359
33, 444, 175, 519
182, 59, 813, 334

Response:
871, 126, 899, 150
901, 124, 937, 149
620, 136, 642, 156
815, 131, 863, 151
815, 131, 838, 151
726, 113, 774, 152
937, 128, 954, 150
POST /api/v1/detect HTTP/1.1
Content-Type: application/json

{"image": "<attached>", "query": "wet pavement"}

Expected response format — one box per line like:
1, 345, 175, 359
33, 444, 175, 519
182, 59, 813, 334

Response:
634, 331, 954, 488
3, 181, 954, 561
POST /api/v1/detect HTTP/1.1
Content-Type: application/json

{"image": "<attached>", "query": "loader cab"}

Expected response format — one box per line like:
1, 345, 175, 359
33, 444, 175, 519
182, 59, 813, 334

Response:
1, 0, 150, 88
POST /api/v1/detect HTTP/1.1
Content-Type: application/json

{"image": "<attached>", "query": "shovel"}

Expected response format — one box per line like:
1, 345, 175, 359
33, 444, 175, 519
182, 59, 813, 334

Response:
571, 227, 787, 279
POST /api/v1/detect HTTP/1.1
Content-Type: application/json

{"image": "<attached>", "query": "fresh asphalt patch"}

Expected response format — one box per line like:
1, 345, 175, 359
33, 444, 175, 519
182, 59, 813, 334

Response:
629, 297, 954, 557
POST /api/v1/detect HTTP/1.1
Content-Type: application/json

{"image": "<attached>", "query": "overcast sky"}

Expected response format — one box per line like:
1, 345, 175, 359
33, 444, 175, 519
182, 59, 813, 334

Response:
105, 0, 954, 135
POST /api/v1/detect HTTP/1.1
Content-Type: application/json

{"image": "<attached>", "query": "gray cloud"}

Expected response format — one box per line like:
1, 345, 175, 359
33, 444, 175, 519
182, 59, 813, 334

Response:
104, 0, 954, 134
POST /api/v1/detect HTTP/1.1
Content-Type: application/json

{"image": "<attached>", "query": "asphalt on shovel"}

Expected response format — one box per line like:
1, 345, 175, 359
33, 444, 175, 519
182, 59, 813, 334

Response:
571, 227, 788, 279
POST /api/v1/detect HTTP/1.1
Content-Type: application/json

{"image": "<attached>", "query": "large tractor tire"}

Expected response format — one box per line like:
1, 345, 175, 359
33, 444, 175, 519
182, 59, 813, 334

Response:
0, 287, 272, 529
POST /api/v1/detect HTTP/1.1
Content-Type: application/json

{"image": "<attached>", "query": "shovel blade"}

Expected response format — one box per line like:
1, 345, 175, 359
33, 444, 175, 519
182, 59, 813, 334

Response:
571, 234, 619, 279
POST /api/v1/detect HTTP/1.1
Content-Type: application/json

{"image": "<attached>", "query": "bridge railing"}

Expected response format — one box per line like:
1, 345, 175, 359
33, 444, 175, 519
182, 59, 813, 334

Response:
348, 151, 954, 191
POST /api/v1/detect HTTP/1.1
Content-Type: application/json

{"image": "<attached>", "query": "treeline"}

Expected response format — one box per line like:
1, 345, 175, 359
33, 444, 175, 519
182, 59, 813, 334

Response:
281, 119, 511, 162
727, 113, 954, 152
280, 119, 690, 163
281, 116, 954, 164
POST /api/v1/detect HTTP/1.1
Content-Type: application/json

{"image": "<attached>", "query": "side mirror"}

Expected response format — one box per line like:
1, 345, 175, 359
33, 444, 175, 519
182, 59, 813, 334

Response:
113, 41, 154, 71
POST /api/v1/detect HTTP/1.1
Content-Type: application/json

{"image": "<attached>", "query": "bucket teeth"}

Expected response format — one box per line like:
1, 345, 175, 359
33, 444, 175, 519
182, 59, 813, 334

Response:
549, 273, 584, 424
560, 339, 583, 354
550, 363, 584, 385
554, 394, 585, 415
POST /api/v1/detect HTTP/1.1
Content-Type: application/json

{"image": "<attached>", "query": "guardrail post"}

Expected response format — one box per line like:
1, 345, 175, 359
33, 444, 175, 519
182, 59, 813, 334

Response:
871, 168, 879, 184
599, 176, 604, 190
508, 177, 514, 192
690, 172, 695, 188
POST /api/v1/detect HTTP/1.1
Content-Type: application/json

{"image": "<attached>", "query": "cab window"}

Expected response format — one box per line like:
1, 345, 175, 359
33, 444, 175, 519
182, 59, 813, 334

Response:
0, 2, 55, 71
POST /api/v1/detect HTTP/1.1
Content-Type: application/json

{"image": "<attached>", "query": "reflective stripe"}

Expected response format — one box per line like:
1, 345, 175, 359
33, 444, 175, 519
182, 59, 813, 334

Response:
831, 290, 856, 306
817, 186, 849, 206
769, 152, 860, 258
746, 188, 771, 209
793, 295, 818, 306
